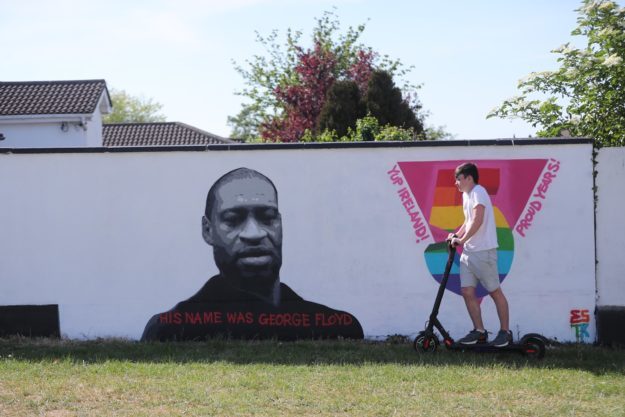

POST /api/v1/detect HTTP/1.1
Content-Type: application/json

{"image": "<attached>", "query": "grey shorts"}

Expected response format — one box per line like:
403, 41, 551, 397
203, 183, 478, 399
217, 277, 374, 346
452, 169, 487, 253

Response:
459, 249, 500, 292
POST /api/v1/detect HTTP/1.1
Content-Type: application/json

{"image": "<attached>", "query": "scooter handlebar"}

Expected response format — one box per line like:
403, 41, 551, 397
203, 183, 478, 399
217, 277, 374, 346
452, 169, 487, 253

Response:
446, 234, 459, 250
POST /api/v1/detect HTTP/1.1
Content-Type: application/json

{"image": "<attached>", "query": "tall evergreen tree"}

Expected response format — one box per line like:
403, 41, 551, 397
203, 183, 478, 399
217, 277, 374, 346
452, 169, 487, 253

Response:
364, 70, 423, 133
316, 80, 366, 138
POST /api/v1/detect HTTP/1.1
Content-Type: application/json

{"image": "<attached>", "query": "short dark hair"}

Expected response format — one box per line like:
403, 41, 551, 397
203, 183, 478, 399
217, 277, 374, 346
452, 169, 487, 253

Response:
204, 168, 278, 218
455, 162, 479, 184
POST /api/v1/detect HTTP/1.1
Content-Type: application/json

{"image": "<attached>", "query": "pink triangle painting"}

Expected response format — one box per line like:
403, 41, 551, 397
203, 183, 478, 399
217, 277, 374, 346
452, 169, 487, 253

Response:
396, 159, 550, 298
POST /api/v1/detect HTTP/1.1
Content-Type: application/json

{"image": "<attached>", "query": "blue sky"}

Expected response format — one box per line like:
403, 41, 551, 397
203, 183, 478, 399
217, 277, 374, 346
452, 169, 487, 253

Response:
1, 0, 590, 139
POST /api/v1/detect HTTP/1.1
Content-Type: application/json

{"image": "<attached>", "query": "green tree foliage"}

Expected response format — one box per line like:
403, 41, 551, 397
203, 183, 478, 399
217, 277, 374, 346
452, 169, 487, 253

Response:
352, 115, 418, 142
227, 104, 262, 140
488, 0, 625, 147
353, 114, 380, 141
424, 125, 455, 141
316, 71, 426, 140
364, 70, 424, 132
301, 115, 421, 142
230, 10, 425, 142
316, 80, 366, 137
103, 89, 166, 124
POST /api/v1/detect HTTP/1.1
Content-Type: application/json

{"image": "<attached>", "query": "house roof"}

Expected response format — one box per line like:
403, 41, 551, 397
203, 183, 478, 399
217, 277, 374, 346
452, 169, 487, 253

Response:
102, 122, 234, 147
0, 80, 110, 116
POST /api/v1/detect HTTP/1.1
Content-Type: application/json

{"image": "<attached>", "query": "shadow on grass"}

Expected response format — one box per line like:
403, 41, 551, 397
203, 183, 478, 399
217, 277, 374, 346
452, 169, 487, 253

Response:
1, 337, 624, 375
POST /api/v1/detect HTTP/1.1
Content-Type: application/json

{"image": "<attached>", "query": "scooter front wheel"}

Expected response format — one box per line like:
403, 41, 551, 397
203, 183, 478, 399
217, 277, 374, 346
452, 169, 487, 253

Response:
414, 331, 439, 353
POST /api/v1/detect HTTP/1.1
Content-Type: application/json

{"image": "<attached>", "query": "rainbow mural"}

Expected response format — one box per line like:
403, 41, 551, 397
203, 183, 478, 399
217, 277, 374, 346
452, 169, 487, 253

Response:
398, 160, 548, 298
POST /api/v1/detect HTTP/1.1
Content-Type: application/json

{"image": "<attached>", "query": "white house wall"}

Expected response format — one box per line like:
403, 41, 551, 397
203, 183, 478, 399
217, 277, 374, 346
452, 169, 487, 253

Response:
0, 143, 596, 342
596, 147, 625, 306
0, 121, 90, 148
86, 109, 103, 147
594, 146, 625, 345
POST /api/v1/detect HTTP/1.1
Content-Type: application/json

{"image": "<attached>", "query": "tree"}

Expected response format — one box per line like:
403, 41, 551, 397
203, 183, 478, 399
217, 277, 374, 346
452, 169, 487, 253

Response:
103, 89, 166, 124
260, 40, 339, 142
230, 10, 422, 142
364, 70, 423, 132
424, 125, 455, 141
227, 104, 262, 140
301, 114, 420, 142
488, 0, 625, 147
316, 71, 425, 140
316, 80, 366, 138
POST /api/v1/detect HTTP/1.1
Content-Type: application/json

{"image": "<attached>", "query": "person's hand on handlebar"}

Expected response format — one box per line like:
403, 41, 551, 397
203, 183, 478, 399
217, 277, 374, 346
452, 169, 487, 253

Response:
446, 233, 460, 247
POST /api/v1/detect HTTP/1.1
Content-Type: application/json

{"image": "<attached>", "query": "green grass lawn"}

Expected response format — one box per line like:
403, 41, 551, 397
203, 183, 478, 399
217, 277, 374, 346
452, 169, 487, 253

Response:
1, 338, 624, 417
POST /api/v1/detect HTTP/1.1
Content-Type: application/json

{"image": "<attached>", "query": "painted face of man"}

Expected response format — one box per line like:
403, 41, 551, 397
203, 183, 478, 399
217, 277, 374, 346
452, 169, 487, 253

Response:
203, 176, 282, 283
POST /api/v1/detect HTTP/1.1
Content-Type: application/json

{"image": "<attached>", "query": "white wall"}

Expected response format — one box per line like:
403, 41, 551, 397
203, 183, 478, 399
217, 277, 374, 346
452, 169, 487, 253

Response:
596, 147, 625, 306
0, 142, 596, 341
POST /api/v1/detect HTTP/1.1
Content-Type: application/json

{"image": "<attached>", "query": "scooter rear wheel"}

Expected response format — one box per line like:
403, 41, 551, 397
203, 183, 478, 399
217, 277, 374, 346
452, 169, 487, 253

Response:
414, 331, 439, 353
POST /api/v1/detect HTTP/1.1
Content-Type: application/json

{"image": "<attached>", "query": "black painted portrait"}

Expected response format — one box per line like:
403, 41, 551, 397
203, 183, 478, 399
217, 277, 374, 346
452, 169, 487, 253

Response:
141, 168, 363, 341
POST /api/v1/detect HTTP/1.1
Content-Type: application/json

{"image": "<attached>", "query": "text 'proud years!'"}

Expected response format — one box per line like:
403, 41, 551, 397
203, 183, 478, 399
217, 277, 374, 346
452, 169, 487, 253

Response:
515, 159, 561, 238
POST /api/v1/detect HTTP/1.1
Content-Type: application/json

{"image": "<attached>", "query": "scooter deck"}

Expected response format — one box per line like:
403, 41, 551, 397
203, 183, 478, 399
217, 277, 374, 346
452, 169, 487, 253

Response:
447, 341, 524, 353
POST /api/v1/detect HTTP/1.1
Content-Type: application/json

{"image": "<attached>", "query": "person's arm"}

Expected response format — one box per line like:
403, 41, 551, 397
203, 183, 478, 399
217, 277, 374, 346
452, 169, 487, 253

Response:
452, 204, 484, 246
449, 222, 467, 241
448, 222, 465, 241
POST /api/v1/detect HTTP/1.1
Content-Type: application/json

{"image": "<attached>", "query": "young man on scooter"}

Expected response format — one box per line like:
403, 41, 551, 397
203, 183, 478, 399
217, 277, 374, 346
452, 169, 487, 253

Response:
449, 162, 512, 347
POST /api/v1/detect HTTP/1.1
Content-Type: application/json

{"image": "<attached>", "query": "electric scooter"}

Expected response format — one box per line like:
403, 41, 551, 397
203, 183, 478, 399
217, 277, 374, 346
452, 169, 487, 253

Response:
413, 238, 547, 359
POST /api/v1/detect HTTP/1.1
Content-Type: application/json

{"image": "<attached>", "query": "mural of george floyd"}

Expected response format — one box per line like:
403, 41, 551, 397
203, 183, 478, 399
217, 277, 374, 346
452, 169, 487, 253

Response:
0, 140, 602, 342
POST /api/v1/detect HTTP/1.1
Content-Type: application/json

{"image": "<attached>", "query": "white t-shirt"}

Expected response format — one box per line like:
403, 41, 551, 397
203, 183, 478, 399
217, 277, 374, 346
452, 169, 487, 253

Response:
462, 184, 498, 252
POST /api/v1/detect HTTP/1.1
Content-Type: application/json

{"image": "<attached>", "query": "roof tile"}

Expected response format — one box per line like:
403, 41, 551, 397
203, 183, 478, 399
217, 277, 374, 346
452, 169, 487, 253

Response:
102, 122, 233, 146
0, 80, 108, 115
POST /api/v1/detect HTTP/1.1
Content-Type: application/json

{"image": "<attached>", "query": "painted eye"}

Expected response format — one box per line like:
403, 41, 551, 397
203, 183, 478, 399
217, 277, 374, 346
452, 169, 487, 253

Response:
221, 212, 243, 226
257, 209, 279, 225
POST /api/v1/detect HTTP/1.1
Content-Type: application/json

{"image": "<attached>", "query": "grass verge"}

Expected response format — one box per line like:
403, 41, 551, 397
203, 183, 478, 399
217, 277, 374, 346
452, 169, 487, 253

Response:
1, 338, 624, 416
